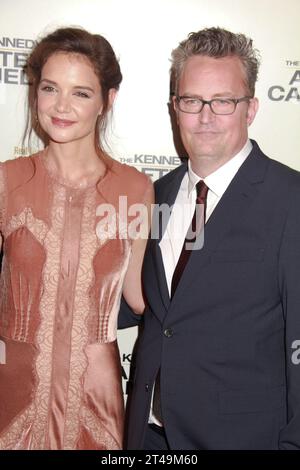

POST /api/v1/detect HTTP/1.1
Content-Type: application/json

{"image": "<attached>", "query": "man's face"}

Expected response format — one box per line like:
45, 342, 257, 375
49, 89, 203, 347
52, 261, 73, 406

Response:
174, 55, 258, 172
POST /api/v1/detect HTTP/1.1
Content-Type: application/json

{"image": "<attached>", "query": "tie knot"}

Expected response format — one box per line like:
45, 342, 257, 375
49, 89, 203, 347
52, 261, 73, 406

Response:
196, 180, 208, 203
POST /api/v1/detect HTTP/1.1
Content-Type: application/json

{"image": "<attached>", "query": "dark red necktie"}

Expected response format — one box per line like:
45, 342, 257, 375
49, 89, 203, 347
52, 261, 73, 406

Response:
152, 181, 209, 424
171, 180, 209, 298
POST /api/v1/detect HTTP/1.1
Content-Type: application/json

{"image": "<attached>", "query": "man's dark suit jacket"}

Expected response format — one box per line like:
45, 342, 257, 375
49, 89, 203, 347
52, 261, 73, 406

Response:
119, 140, 300, 450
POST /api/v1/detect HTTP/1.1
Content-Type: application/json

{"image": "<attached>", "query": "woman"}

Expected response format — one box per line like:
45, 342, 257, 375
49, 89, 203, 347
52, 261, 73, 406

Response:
0, 27, 153, 450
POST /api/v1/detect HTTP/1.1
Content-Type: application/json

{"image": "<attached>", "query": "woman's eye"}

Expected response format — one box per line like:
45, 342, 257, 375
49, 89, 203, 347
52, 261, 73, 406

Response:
40, 86, 55, 93
75, 91, 90, 98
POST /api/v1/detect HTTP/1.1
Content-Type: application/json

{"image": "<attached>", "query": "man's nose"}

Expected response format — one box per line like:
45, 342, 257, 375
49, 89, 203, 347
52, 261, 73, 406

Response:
198, 102, 215, 123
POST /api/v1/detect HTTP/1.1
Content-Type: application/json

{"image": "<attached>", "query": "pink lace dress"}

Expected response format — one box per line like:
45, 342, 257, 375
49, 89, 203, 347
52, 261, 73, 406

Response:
0, 151, 151, 449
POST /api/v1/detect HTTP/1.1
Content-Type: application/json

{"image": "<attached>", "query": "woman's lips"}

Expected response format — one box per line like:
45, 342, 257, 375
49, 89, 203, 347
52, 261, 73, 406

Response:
51, 117, 76, 127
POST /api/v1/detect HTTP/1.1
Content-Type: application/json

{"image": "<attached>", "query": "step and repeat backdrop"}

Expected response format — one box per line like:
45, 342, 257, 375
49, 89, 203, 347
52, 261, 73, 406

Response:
0, 0, 299, 396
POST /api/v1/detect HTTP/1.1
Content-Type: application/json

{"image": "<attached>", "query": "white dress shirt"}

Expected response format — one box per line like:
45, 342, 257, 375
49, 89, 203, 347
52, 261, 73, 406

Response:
159, 139, 253, 295
149, 139, 253, 426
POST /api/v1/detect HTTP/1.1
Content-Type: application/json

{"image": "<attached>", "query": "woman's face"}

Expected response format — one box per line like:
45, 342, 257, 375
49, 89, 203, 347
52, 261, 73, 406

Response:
37, 52, 109, 146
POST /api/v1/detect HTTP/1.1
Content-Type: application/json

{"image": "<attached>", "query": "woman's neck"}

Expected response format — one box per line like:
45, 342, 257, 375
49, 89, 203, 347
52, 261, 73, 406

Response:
45, 140, 106, 184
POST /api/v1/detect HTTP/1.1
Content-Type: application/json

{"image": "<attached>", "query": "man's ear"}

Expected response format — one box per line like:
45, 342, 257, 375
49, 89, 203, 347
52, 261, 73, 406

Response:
172, 95, 180, 124
247, 97, 259, 126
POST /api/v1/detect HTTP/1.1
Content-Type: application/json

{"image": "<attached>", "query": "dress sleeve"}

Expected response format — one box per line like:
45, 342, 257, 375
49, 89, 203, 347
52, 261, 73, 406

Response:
0, 162, 7, 240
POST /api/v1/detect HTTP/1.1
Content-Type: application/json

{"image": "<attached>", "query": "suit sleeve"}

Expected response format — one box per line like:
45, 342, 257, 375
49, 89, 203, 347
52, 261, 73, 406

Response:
118, 296, 143, 329
278, 191, 300, 449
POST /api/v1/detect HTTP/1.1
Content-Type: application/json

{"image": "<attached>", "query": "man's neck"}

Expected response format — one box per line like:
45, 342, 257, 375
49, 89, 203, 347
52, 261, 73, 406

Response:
189, 140, 251, 178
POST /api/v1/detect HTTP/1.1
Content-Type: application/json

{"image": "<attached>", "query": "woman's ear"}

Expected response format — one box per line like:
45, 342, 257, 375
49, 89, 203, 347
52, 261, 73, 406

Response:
107, 88, 117, 111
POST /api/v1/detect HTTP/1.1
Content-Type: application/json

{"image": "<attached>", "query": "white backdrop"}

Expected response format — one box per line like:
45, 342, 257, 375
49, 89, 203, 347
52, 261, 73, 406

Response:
0, 0, 299, 395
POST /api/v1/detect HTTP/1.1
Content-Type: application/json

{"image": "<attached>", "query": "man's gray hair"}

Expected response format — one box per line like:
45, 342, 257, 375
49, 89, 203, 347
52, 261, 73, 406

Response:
171, 27, 260, 97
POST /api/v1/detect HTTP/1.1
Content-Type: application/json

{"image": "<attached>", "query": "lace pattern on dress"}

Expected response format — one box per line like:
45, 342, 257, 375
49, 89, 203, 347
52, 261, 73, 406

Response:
28, 185, 67, 448
63, 189, 98, 448
5, 207, 48, 243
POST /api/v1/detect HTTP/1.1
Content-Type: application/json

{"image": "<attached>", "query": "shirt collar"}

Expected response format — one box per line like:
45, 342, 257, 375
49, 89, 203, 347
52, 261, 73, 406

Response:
187, 139, 252, 197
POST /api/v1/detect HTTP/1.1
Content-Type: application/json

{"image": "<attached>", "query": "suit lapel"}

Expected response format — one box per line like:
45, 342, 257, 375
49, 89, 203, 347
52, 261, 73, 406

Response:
170, 142, 270, 304
150, 163, 188, 313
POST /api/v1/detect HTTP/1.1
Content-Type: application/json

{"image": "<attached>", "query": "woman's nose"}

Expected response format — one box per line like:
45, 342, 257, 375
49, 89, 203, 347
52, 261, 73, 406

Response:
55, 93, 71, 113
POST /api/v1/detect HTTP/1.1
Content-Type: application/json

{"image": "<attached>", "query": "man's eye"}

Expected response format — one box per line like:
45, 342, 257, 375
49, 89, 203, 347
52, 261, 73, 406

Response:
184, 98, 199, 105
214, 99, 232, 106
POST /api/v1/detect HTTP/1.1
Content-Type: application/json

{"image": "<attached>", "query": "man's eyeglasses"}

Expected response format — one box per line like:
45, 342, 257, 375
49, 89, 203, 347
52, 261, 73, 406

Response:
175, 96, 252, 115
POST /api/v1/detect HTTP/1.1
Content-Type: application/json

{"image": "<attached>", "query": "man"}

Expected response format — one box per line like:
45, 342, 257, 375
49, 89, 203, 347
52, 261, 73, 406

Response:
120, 27, 300, 450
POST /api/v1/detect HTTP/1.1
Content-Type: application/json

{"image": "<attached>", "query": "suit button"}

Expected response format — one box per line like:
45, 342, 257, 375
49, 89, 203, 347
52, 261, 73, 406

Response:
164, 328, 173, 338
145, 384, 150, 392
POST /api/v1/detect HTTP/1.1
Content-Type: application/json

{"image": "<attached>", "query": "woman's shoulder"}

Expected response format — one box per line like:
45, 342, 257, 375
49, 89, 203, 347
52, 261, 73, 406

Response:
110, 159, 152, 194
0, 153, 40, 189
1, 153, 40, 170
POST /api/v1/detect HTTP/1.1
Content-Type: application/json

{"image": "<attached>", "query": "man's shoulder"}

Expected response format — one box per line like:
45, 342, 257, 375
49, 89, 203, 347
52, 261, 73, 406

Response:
249, 140, 300, 189
265, 155, 300, 189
